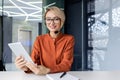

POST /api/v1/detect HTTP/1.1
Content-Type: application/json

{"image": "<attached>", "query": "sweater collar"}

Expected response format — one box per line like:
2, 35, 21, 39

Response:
47, 32, 63, 41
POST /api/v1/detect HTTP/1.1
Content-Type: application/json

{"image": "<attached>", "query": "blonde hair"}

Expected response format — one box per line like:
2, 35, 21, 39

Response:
44, 6, 65, 27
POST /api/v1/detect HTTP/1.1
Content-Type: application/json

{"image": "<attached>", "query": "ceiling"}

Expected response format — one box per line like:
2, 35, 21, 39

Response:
1, 0, 120, 22
0, 0, 42, 22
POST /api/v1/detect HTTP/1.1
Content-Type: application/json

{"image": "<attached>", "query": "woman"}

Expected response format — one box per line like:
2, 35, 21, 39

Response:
15, 6, 75, 75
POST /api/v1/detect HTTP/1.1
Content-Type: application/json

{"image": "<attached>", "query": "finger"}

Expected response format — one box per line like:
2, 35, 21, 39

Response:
16, 61, 27, 69
17, 60, 27, 66
39, 65, 47, 70
15, 57, 25, 64
15, 56, 22, 62
26, 62, 38, 72
26, 62, 36, 67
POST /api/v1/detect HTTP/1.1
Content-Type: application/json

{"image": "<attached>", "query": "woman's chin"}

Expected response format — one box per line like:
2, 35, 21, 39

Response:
49, 29, 57, 32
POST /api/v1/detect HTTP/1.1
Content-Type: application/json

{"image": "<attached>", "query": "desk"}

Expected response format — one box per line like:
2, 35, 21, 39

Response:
0, 71, 120, 80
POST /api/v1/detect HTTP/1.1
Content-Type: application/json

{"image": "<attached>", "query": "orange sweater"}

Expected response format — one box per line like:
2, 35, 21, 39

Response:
31, 33, 75, 73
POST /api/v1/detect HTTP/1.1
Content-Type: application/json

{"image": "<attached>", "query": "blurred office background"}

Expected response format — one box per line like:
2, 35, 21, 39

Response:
0, 0, 120, 71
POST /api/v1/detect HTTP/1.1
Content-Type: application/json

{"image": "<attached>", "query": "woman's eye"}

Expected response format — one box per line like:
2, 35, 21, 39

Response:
46, 19, 51, 21
55, 18, 60, 21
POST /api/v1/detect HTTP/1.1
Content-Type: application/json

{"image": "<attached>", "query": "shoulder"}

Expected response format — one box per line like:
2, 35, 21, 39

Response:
34, 34, 48, 43
33, 34, 48, 45
62, 34, 75, 44
63, 34, 74, 40
62, 34, 75, 46
36, 34, 48, 40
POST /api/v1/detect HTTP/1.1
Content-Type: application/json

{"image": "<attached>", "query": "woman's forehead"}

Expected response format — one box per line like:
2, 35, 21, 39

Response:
45, 11, 58, 17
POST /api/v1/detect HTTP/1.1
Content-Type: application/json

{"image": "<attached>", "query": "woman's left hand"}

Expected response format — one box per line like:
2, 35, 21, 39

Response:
25, 62, 50, 75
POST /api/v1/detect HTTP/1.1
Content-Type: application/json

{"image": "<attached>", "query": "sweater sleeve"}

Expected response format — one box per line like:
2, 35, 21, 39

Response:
31, 37, 41, 65
51, 36, 75, 73
24, 37, 41, 73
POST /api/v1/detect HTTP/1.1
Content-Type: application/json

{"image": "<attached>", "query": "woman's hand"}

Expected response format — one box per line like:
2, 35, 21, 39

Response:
25, 62, 50, 75
15, 56, 28, 71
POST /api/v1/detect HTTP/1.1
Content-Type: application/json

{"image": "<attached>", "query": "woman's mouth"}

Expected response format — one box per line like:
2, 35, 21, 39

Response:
50, 26, 56, 29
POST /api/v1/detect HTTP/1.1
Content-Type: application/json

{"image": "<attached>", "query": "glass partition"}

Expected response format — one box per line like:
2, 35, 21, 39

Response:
88, 0, 120, 70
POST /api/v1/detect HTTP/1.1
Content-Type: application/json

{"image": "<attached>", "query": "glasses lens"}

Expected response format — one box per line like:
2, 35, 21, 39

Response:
45, 17, 60, 23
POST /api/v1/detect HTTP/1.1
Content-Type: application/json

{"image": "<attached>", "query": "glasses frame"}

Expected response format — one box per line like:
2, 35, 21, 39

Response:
45, 17, 61, 24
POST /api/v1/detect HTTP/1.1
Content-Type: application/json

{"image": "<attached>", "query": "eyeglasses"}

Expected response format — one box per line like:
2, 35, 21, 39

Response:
45, 17, 61, 23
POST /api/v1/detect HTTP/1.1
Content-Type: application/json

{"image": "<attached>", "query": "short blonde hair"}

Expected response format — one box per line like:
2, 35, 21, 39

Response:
44, 6, 65, 27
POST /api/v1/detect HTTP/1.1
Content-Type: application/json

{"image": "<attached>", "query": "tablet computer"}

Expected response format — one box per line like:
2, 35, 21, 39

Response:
8, 42, 34, 63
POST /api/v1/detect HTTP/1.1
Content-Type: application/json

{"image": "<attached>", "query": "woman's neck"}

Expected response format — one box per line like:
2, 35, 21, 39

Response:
49, 31, 60, 39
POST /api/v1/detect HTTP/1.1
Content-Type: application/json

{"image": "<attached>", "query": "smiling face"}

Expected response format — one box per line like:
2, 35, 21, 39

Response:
44, 6, 65, 33
45, 11, 62, 32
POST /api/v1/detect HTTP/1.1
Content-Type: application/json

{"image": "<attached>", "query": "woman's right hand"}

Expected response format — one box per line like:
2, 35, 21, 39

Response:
15, 56, 28, 71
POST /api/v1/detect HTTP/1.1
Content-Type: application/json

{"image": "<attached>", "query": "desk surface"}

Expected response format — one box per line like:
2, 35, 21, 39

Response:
0, 71, 120, 80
